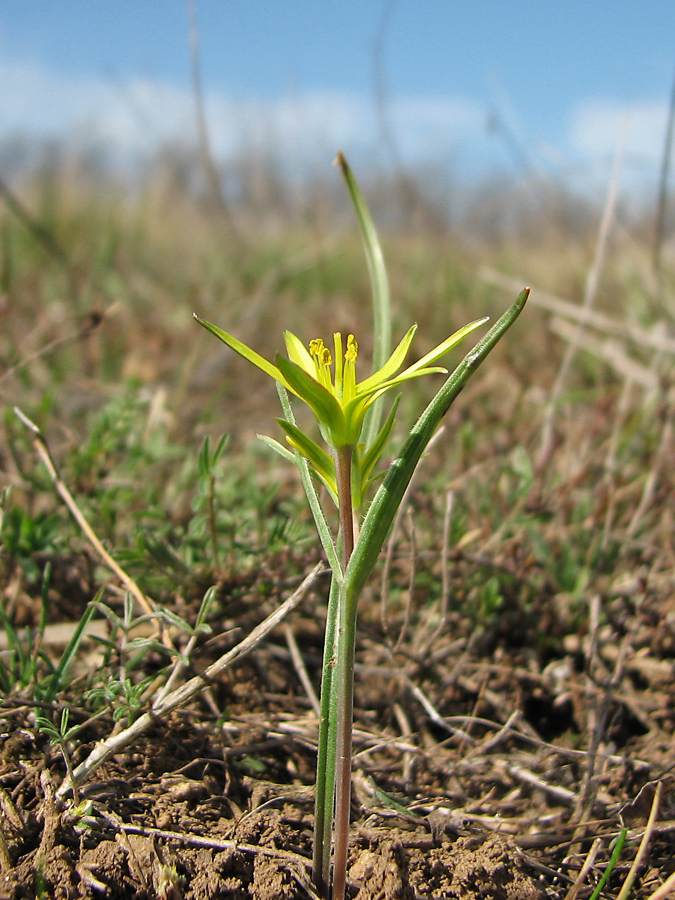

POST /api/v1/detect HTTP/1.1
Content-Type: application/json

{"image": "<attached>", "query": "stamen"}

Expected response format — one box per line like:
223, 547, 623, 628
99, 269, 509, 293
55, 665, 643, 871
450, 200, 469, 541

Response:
308, 338, 333, 388
345, 334, 358, 362
343, 334, 357, 400
309, 338, 325, 358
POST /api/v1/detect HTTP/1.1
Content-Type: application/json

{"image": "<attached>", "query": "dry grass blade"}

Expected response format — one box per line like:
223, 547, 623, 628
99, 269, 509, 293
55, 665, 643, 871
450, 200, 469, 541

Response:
564, 836, 602, 900
536, 134, 624, 470
644, 868, 675, 900
13, 406, 167, 639
0, 308, 111, 390
480, 267, 675, 356
627, 411, 674, 538
616, 780, 663, 900
548, 317, 662, 390
285, 622, 321, 716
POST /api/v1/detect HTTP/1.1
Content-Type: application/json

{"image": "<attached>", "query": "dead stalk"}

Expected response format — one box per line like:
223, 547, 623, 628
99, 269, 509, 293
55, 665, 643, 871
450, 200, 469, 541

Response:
616, 781, 663, 900
537, 133, 624, 471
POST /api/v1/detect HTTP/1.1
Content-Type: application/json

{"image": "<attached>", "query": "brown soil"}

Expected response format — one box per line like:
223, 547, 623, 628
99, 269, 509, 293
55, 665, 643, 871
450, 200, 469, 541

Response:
1, 563, 674, 899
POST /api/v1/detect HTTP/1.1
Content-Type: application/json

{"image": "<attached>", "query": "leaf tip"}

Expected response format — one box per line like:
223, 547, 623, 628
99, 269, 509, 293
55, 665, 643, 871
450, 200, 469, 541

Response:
334, 150, 347, 173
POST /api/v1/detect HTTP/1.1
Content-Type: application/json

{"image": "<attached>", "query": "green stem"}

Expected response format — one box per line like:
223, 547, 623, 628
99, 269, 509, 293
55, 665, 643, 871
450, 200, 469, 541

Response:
331, 584, 355, 900
312, 573, 340, 895
331, 445, 356, 900
278, 381, 343, 896
336, 446, 355, 568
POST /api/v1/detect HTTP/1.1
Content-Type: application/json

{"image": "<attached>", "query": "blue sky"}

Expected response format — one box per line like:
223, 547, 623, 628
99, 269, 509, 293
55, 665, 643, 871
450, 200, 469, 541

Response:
1, 1, 674, 192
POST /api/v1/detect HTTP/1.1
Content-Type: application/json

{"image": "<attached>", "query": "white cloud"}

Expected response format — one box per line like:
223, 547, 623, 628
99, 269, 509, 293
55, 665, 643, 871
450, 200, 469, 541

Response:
0, 57, 489, 176
0, 59, 194, 152
1, 54, 670, 197
568, 99, 669, 166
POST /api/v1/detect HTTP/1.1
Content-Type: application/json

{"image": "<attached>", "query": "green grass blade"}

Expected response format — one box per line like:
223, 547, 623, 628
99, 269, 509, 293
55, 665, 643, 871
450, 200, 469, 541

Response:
337, 152, 391, 450
44, 598, 99, 703
39, 562, 51, 634
589, 828, 627, 900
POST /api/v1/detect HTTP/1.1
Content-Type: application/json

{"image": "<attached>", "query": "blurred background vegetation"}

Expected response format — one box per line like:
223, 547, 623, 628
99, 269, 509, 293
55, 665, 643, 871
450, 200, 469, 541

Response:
1, 112, 674, 658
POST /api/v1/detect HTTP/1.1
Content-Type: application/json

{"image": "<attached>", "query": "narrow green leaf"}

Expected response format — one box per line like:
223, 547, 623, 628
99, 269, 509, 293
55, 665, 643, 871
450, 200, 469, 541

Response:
275, 420, 337, 491
212, 434, 230, 466
198, 435, 210, 479
360, 396, 400, 485
44, 599, 99, 702
589, 828, 627, 900
337, 152, 392, 448
260, 433, 338, 505
157, 608, 195, 633
346, 289, 529, 604
357, 325, 417, 395
193, 314, 284, 383
258, 434, 296, 464
196, 585, 219, 631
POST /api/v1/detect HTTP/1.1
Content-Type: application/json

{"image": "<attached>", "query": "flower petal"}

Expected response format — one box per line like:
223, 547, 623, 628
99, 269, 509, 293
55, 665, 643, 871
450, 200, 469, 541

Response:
284, 331, 316, 375
333, 332, 344, 396
400, 317, 489, 378
356, 325, 417, 394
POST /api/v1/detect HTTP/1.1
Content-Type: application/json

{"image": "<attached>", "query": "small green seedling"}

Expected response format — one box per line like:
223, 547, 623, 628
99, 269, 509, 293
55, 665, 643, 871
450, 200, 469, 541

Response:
35, 707, 83, 806
195, 152, 527, 900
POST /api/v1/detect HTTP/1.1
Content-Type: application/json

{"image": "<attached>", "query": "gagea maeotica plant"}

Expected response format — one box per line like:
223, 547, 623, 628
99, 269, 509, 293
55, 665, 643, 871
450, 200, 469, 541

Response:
195, 152, 528, 900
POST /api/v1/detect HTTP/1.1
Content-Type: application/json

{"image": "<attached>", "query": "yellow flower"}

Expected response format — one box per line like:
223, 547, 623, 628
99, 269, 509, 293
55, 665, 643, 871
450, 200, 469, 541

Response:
194, 315, 488, 452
